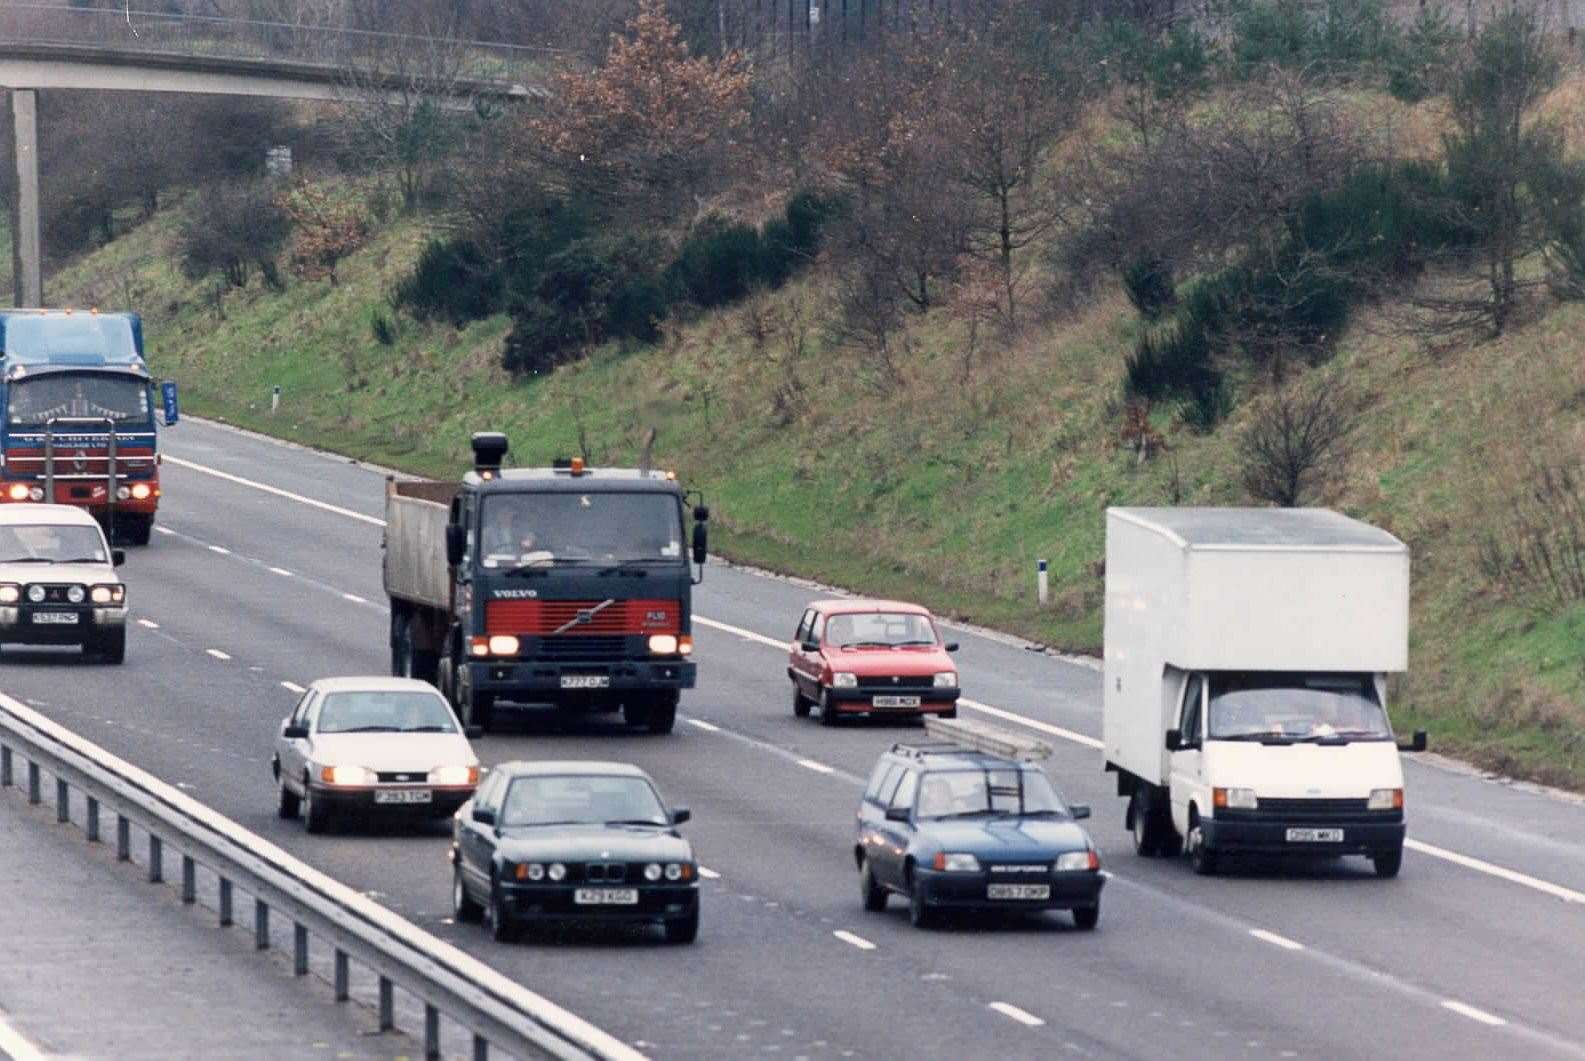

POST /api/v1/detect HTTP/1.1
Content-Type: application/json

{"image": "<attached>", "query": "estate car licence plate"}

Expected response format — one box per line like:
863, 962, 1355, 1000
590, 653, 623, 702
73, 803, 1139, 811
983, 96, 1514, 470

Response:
872, 695, 921, 708
574, 888, 639, 905
988, 884, 1051, 900
374, 789, 432, 804
561, 675, 611, 690
31, 612, 78, 625
1285, 828, 1344, 843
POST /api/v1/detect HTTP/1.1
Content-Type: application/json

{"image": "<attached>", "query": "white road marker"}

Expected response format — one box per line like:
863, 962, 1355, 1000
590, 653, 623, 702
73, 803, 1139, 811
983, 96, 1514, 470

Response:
281, 681, 307, 694
0, 1013, 45, 1061
1405, 839, 1585, 905
269, 567, 293, 577
686, 718, 721, 733
796, 759, 835, 775
154, 525, 175, 535
1441, 1000, 1507, 1027
697, 866, 721, 880
694, 615, 786, 650
989, 1002, 1045, 1028
832, 930, 876, 951
206, 649, 232, 661
342, 593, 368, 604
164, 455, 386, 526
208, 545, 231, 555
1249, 929, 1305, 951
136, 619, 159, 629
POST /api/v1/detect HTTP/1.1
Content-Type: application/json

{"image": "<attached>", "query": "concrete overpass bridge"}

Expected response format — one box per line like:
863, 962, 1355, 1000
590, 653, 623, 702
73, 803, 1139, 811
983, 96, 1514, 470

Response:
0, 4, 551, 307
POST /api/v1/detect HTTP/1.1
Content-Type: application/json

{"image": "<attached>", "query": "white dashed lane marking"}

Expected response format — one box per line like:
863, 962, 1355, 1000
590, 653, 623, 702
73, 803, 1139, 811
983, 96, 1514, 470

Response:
205, 649, 232, 661
832, 931, 876, 951
685, 718, 721, 733
136, 619, 159, 629
988, 1003, 1045, 1028
796, 759, 835, 775
1250, 929, 1305, 952
208, 545, 231, 555
269, 567, 293, 577
1441, 1001, 1508, 1027
697, 867, 721, 880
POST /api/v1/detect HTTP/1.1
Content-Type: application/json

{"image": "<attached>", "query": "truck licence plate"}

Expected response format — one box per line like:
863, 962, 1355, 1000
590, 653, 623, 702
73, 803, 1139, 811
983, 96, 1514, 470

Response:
1286, 828, 1344, 843
560, 675, 610, 690
988, 884, 1051, 900
574, 888, 639, 905
31, 612, 78, 625
872, 695, 921, 708
374, 789, 432, 804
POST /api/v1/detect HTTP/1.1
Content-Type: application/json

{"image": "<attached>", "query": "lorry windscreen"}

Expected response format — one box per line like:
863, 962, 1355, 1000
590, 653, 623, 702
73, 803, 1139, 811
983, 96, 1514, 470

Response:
3, 316, 139, 364
478, 491, 683, 568
7, 375, 149, 425
1207, 673, 1391, 741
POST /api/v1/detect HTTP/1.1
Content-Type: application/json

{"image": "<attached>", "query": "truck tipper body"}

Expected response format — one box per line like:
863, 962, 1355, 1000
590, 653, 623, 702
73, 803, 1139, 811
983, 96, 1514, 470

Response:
382, 433, 706, 735
1103, 507, 1425, 877
0, 310, 178, 544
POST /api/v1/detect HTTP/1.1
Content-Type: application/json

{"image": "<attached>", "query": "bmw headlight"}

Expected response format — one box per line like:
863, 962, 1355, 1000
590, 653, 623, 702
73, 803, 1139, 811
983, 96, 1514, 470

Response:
66, 585, 85, 604
547, 862, 566, 882
1055, 850, 1100, 872
932, 852, 981, 872
832, 672, 858, 689
933, 671, 957, 688
321, 765, 374, 786
526, 863, 545, 881
644, 862, 663, 882
665, 863, 685, 881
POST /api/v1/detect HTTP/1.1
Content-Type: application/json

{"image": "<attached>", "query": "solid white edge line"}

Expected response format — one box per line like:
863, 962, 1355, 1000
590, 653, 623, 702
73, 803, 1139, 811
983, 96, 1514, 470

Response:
0, 1013, 45, 1061
164, 455, 386, 527
832, 930, 877, 951
342, 593, 368, 604
175, 453, 1585, 913
1441, 1000, 1508, 1027
988, 1002, 1045, 1028
136, 619, 159, 629
269, 567, 293, 577
697, 866, 721, 880
281, 681, 307, 694
796, 758, 835, 775
1250, 928, 1305, 951
208, 545, 231, 555
206, 649, 231, 661
685, 719, 721, 733
153, 525, 174, 535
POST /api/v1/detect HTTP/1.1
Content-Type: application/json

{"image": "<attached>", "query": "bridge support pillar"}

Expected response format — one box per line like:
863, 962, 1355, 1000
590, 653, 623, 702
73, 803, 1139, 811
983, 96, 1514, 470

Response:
11, 88, 42, 308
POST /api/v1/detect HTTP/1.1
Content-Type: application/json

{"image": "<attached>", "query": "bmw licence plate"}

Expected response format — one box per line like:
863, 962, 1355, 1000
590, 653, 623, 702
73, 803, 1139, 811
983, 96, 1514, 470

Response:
1286, 828, 1344, 843
574, 888, 638, 905
374, 789, 432, 804
988, 884, 1051, 900
561, 675, 610, 689
31, 612, 78, 625
872, 695, 921, 708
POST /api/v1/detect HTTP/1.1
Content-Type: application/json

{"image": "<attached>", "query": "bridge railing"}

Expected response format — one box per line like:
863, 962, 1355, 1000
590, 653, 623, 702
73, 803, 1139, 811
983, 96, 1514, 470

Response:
0, 690, 642, 1061
0, 3, 558, 84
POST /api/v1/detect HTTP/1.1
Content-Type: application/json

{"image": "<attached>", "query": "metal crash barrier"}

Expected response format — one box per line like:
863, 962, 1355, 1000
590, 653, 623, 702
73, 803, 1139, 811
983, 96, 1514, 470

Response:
0, 691, 644, 1061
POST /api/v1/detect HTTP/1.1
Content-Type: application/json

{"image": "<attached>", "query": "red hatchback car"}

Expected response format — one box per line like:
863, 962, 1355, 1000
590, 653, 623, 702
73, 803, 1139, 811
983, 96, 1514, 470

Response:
787, 600, 961, 725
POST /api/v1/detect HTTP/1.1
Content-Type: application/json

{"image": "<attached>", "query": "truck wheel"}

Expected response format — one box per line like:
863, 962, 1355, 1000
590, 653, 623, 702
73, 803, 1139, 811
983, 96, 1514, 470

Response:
792, 684, 812, 718
1371, 848, 1403, 879
115, 514, 153, 547
1186, 813, 1217, 876
467, 692, 495, 734
647, 693, 678, 735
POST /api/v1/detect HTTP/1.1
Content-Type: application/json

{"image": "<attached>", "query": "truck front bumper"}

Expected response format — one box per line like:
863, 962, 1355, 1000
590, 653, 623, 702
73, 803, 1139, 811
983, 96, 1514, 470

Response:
467, 659, 697, 695
1201, 817, 1405, 856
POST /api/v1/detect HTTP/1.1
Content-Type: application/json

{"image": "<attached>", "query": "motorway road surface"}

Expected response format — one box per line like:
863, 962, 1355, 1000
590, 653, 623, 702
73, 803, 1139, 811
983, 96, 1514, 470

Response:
4, 416, 1584, 1059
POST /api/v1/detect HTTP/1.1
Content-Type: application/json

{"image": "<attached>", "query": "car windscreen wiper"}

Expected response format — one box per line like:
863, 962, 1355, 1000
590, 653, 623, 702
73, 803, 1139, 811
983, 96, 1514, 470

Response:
403, 725, 453, 733
605, 818, 668, 827
841, 641, 891, 649
0, 556, 54, 563
511, 820, 588, 828
332, 725, 401, 733
921, 810, 994, 820
891, 640, 937, 647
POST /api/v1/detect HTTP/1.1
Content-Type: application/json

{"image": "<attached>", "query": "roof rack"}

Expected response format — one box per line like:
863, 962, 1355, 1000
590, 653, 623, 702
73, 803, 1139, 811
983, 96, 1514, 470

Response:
919, 717, 1053, 762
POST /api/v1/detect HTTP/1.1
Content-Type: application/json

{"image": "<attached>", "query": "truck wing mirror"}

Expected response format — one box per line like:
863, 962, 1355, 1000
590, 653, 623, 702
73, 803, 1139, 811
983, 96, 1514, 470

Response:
1165, 729, 1182, 752
691, 522, 708, 567
693, 504, 710, 522
1398, 729, 1428, 753
111, 549, 126, 567
445, 524, 466, 567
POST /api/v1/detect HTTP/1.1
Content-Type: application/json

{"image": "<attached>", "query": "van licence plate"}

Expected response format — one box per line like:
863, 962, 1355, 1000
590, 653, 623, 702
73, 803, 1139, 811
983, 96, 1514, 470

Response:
1285, 828, 1344, 843
561, 675, 610, 689
374, 789, 432, 804
32, 612, 78, 625
872, 695, 921, 708
574, 888, 638, 905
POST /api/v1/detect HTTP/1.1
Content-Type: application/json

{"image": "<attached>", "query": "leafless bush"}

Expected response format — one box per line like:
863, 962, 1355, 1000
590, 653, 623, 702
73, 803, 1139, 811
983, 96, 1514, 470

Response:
1478, 457, 1585, 609
828, 255, 905, 386
1239, 380, 1357, 507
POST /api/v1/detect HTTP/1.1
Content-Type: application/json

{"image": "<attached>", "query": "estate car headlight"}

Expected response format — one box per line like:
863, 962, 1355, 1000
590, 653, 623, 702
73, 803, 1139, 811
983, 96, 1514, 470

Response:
832, 672, 858, 689
1368, 787, 1404, 811
932, 853, 981, 872
933, 671, 957, 688
91, 584, 124, 605
1213, 786, 1258, 810
648, 634, 678, 655
429, 765, 479, 786
321, 765, 374, 786
26, 585, 45, 603
1055, 850, 1101, 872
66, 585, 85, 604
644, 862, 663, 882
547, 862, 567, 882
0, 584, 18, 603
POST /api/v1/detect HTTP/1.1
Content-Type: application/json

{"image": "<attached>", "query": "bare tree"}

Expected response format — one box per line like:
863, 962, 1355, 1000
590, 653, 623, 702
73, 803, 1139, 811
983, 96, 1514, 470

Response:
1239, 380, 1356, 507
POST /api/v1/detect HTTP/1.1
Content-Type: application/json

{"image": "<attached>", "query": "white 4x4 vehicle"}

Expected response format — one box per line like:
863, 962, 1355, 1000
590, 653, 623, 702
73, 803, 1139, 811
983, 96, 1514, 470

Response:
0, 504, 127, 663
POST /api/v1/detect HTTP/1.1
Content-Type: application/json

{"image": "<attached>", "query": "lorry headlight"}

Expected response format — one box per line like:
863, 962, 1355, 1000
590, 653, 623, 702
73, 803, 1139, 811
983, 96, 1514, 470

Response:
678, 635, 693, 655
832, 672, 858, 689
933, 671, 957, 688
487, 635, 519, 656
66, 585, 85, 604
648, 634, 678, 655
116, 486, 131, 501
1368, 788, 1403, 811
0, 584, 18, 603
6, 483, 28, 501
130, 482, 152, 500
932, 853, 981, 872
321, 765, 374, 786
1212, 787, 1258, 810
27, 486, 42, 501
1055, 850, 1101, 872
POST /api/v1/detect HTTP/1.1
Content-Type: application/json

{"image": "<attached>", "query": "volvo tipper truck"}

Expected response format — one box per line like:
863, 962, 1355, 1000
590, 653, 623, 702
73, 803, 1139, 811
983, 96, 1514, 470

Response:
382, 432, 708, 734
1102, 507, 1427, 878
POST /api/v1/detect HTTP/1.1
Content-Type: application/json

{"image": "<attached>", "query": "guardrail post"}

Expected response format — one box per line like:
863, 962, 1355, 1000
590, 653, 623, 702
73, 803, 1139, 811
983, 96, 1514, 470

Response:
255, 901, 270, 950
425, 1005, 440, 1059
148, 834, 163, 883
219, 878, 233, 926
26, 761, 40, 804
55, 778, 69, 823
294, 924, 308, 976
1, 745, 11, 787
473, 1033, 488, 1061
116, 815, 130, 861
86, 797, 100, 842
182, 856, 196, 904
334, 950, 349, 1001
378, 977, 394, 1032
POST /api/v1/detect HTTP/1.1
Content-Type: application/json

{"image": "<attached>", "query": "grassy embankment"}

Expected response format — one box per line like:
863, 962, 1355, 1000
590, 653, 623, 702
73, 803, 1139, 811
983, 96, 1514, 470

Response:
32, 79, 1585, 789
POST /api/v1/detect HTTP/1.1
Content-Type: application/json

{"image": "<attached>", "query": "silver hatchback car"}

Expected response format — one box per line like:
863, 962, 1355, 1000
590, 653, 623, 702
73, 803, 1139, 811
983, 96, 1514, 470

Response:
271, 677, 482, 833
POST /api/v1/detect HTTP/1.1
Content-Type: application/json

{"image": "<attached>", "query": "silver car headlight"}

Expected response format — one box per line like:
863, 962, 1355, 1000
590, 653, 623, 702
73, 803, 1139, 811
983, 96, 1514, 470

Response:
832, 672, 858, 689
933, 671, 957, 688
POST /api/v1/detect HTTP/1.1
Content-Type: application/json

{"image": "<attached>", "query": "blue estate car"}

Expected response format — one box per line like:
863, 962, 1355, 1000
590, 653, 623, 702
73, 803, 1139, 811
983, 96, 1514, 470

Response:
855, 719, 1105, 929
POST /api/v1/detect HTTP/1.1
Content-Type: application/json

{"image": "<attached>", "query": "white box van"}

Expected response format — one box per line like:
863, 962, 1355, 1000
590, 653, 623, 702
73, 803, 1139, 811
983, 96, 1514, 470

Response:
1102, 507, 1426, 878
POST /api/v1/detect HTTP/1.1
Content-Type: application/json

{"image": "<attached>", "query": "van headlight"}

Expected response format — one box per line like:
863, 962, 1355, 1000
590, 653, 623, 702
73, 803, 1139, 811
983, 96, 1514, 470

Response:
933, 671, 957, 687
1213, 787, 1258, 810
832, 672, 858, 688
1368, 788, 1403, 811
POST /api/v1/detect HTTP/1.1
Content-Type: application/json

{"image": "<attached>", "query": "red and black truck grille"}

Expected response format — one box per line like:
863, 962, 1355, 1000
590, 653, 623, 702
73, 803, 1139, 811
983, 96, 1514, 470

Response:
485, 599, 681, 637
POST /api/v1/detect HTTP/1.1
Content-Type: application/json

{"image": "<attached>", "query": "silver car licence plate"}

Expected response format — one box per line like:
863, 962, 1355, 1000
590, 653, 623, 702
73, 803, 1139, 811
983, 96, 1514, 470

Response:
872, 695, 921, 708
374, 789, 432, 804
1286, 827, 1344, 843
32, 612, 79, 625
988, 884, 1051, 900
561, 675, 610, 689
574, 888, 639, 905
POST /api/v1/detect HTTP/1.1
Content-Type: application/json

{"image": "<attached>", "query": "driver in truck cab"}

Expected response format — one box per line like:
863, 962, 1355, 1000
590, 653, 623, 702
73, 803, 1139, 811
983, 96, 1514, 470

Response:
481, 505, 557, 567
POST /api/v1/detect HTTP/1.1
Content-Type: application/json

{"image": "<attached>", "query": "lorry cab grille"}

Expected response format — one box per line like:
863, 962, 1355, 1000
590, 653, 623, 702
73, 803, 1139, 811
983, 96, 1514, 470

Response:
536, 636, 627, 660
487, 599, 679, 637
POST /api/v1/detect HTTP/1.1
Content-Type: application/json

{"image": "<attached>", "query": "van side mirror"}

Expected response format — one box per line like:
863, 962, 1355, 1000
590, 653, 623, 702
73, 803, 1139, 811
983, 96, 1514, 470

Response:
1069, 804, 1091, 820
472, 806, 495, 826
1165, 729, 1182, 752
1398, 729, 1428, 753
671, 806, 691, 825
282, 724, 309, 740
884, 806, 911, 823
445, 524, 466, 567
111, 549, 126, 567
691, 522, 708, 566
